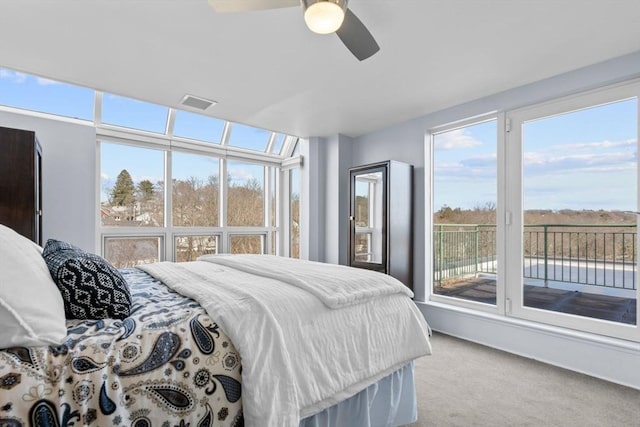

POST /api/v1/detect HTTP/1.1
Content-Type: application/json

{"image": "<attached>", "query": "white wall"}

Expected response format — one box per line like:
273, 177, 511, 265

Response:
0, 109, 96, 251
308, 50, 640, 389
306, 134, 353, 265
300, 137, 323, 261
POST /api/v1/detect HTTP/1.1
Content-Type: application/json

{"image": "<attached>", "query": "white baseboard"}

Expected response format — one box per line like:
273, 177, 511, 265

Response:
417, 301, 640, 390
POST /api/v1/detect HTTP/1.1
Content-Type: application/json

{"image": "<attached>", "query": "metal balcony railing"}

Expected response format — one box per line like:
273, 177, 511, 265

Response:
434, 224, 637, 290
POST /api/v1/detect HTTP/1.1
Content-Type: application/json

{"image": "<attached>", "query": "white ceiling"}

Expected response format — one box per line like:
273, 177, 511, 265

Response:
1, 0, 640, 138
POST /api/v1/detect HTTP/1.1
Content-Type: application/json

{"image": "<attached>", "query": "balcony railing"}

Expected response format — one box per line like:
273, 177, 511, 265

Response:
434, 224, 637, 291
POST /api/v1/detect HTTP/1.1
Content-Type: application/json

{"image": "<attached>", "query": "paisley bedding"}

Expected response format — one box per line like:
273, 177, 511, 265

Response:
0, 268, 243, 427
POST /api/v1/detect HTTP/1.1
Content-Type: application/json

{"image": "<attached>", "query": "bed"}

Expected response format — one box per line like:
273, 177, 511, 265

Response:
0, 224, 431, 427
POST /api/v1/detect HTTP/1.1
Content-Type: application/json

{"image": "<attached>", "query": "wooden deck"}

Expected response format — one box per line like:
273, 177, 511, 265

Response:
434, 278, 637, 325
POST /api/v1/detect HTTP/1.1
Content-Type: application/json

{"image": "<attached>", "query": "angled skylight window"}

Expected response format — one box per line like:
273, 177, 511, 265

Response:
0, 68, 94, 121
227, 122, 271, 152
270, 133, 286, 154
173, 109, 226, 144
291, 139, 300, 156
102, 93, 168, 134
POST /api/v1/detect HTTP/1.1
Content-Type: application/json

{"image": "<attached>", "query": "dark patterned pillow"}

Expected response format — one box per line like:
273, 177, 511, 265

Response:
42, 239, 132, 320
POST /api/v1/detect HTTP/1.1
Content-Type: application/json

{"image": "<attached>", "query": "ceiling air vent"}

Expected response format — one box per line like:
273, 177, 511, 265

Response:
180, 94, 217, 110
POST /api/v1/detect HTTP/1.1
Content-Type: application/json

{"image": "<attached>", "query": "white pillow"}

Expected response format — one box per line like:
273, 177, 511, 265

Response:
0, 224, 67, 348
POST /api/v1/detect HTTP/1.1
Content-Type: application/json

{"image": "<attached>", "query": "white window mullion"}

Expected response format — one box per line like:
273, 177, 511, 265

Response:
504, 111, 523, 317
274, 167, 281, 255
165, 150, 173, 261
264, 166, 270, 228
264, 166, 272, 253
281, 168, 291, 257
220, 158, 228, 248
496, 112, 508, 316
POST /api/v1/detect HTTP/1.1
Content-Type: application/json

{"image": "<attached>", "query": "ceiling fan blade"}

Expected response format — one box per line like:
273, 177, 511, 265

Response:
336, 8, 380, 61
208, 0, 299, 13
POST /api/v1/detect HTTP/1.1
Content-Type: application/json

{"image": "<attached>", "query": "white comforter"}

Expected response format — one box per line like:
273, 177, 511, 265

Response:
139, 255, 431, 427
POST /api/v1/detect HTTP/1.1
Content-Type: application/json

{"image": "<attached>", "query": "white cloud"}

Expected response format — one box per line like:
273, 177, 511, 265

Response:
100, 172, 110, 181
549, 139, 636, 152
434, 153, 497, 180
0, 69, 27, 83
0, 69, 58, 85
35, 76, 59, 86
228, 167, 256, 183
131, 174, 163, 184
434, 128, 482, 150
524, 138, 636, 175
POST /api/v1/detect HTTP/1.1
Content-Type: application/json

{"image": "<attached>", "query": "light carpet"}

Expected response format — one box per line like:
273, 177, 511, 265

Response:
408, 332, 640, 426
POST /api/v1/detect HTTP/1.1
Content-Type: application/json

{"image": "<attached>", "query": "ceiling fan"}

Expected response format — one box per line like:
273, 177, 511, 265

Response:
208, 0, 380, 61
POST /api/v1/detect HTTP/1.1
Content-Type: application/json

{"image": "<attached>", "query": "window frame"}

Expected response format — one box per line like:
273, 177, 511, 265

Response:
505, 80, 640, 341
97, 127, 302, 264
427, 80, 640, 342
426, 113, 505, 315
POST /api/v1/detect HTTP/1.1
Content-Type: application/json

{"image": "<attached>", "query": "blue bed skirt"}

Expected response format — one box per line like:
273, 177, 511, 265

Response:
300, 362, 417, 427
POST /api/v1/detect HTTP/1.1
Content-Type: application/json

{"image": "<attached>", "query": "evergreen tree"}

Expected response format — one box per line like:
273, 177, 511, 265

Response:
110, 169, 136, 207
137, 179, 155, 202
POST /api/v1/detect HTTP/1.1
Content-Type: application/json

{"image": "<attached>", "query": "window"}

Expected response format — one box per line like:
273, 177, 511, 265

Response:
173, 110, 225, 143
227, 161, 265, 227
430, 81, 640, 341
507, 86, 638, 340
102, 93, 168, 134
431, 118, 498, 307
172, 152, 220, 227
0, 66, 303, 266
103, 236, 162, 268
229, 234, 265, 254
227, 123, 271, 151
270, 133, 286, 154
175, 235, 218, 262
0, 68, 94, 121
100, 142, 165, 227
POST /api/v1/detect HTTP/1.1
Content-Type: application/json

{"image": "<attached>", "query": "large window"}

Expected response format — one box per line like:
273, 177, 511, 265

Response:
430, 81, 639, 341
102, 93, 169, 134
172, 152, 220, 227
173, 110, 225, 143
100, 143, 165, 227
0, 66, 303, 268
100, 144, 298, 265
507, 86, 638, 340
431, 118, 498, 307
227, 123, 271, 151
0, 68, 94, 121
227, 161, 265, 227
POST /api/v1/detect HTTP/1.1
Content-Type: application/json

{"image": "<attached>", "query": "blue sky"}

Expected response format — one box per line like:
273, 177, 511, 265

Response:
434, 98, 638, 212
1, 67, 635, 211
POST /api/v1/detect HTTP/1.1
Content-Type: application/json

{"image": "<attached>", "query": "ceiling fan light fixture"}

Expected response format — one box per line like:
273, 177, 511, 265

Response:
303, 0, 347, 34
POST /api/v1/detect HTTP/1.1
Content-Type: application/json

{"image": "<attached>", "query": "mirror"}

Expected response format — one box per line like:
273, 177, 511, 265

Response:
353, 170, 384, 264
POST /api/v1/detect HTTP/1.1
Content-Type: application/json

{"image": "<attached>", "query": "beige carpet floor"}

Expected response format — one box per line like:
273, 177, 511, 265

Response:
408, 332, 640, 427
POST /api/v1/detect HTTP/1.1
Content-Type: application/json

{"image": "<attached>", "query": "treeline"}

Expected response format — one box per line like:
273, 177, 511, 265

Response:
105, 169, 267, 227
435, 204, 636, 225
